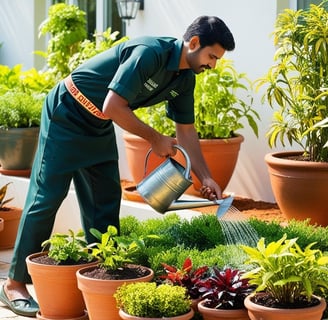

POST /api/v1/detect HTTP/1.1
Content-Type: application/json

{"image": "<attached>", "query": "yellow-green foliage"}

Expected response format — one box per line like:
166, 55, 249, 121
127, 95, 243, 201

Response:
115, 282, 191, 317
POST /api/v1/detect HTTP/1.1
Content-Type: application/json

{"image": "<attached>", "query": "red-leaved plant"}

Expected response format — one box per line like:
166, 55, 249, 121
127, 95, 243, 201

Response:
197, 267, 254, 309
160, 257, 209, 299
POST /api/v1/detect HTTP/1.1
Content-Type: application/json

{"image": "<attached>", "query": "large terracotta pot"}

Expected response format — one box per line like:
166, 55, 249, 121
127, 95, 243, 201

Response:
118, 308, 194, 320
0, 217, 4, 232
76, 265, 154, 320
244, 294, 326, 320
265, 151, 328, 226
0, 207, 22, 249
123, 133, 244, 195
123, 133, 164, 184
26, 252, 98, 320
179, 135, 244, 195
198, 300, 249, 320
0, 127, 39, 171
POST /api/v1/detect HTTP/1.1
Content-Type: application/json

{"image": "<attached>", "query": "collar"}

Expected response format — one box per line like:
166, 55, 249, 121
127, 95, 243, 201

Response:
166, 39, 183, 72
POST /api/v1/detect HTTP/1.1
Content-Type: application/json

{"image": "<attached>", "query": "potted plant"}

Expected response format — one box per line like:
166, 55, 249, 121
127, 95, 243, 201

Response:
0, 65, 53, 176
76, 225, 155, 320
0, 182, 22, 249
241, 234, 328, 320
159, 257, 210, 311
114, 282, 194, 320
196, 267, 254, 320
256, 2, 328, 225
26, 229, 97, 320
124, 58, 260, 194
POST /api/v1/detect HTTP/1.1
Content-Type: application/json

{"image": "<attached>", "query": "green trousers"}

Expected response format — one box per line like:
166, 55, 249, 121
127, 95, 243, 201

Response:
9, 82, 121, 283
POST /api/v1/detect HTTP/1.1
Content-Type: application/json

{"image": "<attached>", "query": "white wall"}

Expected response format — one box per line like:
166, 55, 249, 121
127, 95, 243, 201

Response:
0, 0, 46, 69
0, 0, 296, 202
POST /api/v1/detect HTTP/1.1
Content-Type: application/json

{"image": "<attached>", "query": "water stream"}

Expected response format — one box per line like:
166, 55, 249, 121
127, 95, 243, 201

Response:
218, 207, 259, 247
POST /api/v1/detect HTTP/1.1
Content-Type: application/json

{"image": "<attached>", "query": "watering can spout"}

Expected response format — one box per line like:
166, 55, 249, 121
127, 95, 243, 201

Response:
167, 199, 225, 211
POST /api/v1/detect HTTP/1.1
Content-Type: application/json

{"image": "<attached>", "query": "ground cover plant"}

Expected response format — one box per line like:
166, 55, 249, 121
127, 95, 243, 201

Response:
119, 214, 328, 318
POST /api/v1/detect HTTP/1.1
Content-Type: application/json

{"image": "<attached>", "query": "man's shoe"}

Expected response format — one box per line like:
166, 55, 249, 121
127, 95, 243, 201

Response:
0, 284, 39, 317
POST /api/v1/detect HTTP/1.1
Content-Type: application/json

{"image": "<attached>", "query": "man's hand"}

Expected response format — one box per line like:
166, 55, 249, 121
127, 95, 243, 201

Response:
200, 178, 222, 200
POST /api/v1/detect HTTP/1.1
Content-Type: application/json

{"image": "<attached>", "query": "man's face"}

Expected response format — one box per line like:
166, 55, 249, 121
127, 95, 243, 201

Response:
186, 37, 226, 74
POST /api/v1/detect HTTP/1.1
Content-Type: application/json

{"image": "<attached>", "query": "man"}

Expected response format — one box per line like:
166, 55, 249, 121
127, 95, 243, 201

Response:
0, 15, 235, 316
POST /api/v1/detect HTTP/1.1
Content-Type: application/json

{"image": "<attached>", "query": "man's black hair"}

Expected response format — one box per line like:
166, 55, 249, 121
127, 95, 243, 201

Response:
183, 16, 235, 51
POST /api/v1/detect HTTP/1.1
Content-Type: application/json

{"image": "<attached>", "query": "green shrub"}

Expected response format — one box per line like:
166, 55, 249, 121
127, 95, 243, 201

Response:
115, 282, 191, 317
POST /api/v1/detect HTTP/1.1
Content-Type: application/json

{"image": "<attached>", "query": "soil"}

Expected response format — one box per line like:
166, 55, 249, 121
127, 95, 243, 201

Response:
121, 180, 287, 224
81, 264, 152, 280
31, 254, 94, 265
251, 292, 320, 309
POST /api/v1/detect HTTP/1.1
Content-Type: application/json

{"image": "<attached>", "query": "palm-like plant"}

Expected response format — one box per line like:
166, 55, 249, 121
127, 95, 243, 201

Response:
256, 2, 328, 161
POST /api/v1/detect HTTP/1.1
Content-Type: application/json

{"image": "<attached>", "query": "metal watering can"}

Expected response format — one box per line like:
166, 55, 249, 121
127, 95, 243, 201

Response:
136, 145, 234, 216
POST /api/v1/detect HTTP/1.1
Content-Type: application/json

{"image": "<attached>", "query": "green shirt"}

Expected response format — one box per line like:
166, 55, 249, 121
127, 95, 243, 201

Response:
72, 36, 195, 124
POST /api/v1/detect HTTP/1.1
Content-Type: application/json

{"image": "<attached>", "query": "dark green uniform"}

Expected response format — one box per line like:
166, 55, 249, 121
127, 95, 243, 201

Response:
9, 36, 196, 283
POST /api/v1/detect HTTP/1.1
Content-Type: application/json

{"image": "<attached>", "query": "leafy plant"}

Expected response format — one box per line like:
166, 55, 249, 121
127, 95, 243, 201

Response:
89, 225, 157, 271
197, 267, 254, 309
241, 234, 328, 305
37, 3, 87, 79
0, 182, 14, 210
134, 102, 175, 137
194, 58, 259, 139
159, 257, 209, 299
68, 28, 128, 72
256, 2, 328, 161
0, 91, 44, 129
114, 282, 192, 317
134, 58, 260, 139
41, 229, 93, 265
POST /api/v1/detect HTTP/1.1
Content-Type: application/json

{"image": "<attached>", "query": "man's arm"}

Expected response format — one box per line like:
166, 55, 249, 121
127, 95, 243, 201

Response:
176, 123, 222, 199
102, 90, 177, 158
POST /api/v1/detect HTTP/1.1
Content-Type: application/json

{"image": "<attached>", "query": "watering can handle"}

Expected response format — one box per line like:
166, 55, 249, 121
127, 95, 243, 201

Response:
143, 145, 192, 180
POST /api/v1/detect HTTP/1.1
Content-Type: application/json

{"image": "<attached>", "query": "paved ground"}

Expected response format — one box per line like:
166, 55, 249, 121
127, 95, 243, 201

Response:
0, 248, 37, 319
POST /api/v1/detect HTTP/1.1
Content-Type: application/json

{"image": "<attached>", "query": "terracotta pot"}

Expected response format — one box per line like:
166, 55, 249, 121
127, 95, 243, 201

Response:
265, 151, 328, 226
0, 218, 4, 232
244, 294, 326, 320
178, 135, 244, 195
76, 265, 154, 320
0, 207, 22, 249
0, 168, 31, 177
198, 300, 249, 320
123, 133, 164, 184
26, 252, 98, 320
0, 127, 39, 170
118, 308, 194, 320
123, 133, 244, 195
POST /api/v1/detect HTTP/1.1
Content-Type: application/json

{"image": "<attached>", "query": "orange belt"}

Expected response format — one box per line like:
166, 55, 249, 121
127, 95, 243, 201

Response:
64, 75, 110, 120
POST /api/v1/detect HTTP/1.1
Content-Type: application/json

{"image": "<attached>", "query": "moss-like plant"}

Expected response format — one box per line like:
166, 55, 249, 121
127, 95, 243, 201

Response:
0, 91, 44, 129
114, 282, 192, 318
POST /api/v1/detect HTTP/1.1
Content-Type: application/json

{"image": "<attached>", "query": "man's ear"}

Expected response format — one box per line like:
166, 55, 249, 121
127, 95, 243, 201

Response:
189, 36, 201, 50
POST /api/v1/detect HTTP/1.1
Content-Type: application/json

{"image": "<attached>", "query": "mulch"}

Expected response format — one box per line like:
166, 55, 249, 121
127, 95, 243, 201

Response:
121, 180, 287, 223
